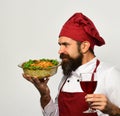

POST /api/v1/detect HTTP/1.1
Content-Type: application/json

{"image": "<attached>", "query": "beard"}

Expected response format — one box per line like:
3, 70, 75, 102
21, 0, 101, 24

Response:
60, 53, 83, 77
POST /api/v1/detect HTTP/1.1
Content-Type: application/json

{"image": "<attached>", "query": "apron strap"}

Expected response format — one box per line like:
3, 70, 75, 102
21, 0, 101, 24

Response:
91, 59, 100, 81
60, 76, 68, 92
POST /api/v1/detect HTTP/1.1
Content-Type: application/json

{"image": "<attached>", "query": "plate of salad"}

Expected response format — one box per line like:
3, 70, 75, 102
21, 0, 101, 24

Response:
18, 58, 60, 79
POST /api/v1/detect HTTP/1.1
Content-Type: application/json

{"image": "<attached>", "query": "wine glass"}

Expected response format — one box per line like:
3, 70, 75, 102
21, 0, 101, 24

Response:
80, 72, 97, 113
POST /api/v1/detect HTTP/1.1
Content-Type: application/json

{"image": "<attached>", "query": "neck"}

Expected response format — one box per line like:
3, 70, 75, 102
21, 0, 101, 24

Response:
82, 52, 95, 65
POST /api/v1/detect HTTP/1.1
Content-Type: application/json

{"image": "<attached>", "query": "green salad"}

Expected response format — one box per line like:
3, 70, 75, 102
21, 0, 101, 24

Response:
22, 59, 59, 70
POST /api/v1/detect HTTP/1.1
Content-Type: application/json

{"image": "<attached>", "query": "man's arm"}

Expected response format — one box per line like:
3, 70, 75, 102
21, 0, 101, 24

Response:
102, 98, 120, 116
23, 74, 51, 108
23, 74, 59, 116
40, 94, 51, 108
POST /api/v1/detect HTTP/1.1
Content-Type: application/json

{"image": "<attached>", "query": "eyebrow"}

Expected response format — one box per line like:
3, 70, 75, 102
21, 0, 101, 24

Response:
58, 42, 70, 46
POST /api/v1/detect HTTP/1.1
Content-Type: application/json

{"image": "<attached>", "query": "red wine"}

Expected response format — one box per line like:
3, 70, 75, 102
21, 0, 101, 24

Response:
80, 81, 97, 94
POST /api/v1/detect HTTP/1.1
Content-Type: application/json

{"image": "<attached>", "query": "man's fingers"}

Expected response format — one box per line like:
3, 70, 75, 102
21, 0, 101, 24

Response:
22, 73, 34, 83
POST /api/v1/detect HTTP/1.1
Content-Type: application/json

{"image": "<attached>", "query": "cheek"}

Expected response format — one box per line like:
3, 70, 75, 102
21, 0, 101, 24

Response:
68, 49, 80, 59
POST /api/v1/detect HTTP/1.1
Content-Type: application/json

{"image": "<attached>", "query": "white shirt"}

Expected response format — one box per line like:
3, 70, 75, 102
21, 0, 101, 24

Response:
42, 57, 120, 116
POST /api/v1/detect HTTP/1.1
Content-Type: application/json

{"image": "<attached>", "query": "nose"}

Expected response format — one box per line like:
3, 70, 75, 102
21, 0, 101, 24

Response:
58, 46, 65, 54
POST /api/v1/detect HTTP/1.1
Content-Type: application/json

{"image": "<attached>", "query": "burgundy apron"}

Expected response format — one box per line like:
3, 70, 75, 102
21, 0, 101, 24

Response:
58, 60, 100, 116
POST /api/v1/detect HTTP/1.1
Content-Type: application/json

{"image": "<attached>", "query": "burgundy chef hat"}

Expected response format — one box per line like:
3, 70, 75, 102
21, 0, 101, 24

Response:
59, 13, 105, 49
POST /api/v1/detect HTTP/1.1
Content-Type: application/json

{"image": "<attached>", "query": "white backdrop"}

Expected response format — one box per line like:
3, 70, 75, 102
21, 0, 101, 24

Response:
0, 0, 120, 116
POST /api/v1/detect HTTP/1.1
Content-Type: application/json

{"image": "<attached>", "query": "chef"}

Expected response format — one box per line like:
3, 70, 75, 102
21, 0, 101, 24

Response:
23, 12, 120, 116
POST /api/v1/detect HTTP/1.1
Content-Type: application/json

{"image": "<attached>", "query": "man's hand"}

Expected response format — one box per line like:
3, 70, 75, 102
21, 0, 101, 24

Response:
85, 94, 120, 116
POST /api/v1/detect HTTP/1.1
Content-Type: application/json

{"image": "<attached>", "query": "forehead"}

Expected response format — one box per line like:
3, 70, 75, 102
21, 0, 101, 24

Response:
58, 36, 76, 43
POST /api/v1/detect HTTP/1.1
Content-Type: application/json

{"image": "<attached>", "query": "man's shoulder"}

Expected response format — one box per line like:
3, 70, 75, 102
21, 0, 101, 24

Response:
98, 61, 115, 72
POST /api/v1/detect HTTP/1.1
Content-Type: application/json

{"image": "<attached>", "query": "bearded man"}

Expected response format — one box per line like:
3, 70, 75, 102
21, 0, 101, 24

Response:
23, 13, 120, 116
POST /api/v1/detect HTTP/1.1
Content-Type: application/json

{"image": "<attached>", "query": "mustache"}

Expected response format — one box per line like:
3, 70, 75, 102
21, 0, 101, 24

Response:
60, 53, 70, 59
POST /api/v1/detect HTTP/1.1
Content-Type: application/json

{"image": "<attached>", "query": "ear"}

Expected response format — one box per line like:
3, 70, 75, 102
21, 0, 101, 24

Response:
80, 41, 90, 53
